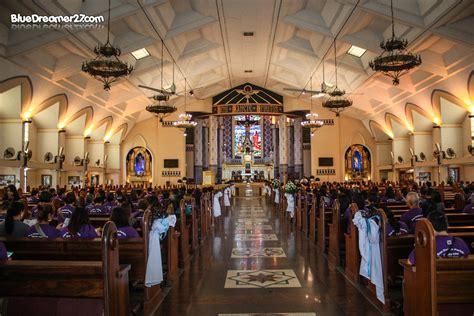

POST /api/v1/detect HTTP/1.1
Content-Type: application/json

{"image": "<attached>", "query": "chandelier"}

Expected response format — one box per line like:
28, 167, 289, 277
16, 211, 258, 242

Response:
322, 40, 352, 116
301, 76, 324, 134
173, 113, 198, 129
145, 40, 176, 121
146, 103, 177, 121
369, 0, 422, 85
173, 78, 197, 134
82, 0, 133, 91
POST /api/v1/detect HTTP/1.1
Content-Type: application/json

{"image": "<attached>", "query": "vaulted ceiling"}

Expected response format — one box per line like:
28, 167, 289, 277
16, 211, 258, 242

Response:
0, 0, 473, 131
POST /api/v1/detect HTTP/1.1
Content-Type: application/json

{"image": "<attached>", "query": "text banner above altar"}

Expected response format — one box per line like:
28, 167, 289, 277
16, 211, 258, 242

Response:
212, 103, 284, 116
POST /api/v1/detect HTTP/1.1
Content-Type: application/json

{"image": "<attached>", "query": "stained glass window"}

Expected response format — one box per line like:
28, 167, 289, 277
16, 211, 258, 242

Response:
233, 116, 262, 158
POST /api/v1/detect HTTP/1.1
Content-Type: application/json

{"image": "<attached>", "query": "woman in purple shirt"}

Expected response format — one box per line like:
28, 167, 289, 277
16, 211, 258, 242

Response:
408, 210, 470, 265
57, 191, 77, 223
27, 205, 60, 238
60, 207, 98, 238
381, 206, 408, 236
463, 193, 474, 214
110, 207, 139, 239
0, 241, 8, 261
399, 192, 423, 233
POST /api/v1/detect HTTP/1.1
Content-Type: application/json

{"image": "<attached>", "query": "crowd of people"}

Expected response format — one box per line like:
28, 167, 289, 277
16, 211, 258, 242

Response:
1, 179, 473, 264
0, 184, 210, 242
266, 178, 473, 263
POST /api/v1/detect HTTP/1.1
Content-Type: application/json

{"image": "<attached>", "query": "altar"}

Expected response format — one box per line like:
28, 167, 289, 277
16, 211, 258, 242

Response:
221, 114, 273, 182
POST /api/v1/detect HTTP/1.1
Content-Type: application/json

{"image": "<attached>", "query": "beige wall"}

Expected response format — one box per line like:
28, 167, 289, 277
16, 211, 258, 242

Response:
121, 116, 186, 186
310, 108, 377, 181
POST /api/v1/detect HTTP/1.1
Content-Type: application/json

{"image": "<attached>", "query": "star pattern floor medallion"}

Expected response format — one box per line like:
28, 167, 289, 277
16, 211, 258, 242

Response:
225, 270, 301, 288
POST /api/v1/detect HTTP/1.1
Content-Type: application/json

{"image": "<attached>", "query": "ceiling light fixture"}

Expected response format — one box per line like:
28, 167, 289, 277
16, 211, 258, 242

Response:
82, 0, 133, 91
347, 45, 366, 58
369, 0, 422, 85
301, 76, 324, 134
173, 78, 197, 133
131, 48, 150, 60
322, 40, 353, 116
146, 40, 176, 121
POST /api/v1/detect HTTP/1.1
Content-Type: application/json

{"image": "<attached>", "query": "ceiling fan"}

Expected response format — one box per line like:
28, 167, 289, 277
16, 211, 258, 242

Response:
283, 62, 331, 97
138, 43, 177, 99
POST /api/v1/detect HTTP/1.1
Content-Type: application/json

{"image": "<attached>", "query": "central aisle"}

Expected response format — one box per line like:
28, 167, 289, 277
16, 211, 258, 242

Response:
155, 194, 381, 316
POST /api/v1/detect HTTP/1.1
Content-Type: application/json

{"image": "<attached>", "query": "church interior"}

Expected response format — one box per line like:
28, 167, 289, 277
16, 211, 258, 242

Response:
0, 0, 473, 315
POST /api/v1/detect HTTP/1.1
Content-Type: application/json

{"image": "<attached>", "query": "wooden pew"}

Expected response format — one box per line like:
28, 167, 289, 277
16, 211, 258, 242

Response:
344, 203, 360, 283
309, 194, 316, 243
0, 221, 130, 316
317, 197, 334, 252
187, 198, 199, 252
178, 199, 190, 265
2, 211, 180, 316
327, 200, 342, 266
399, 219, 474, 315
296, 191, 302, 230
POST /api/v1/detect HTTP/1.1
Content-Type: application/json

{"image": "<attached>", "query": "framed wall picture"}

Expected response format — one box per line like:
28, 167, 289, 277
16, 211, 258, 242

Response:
68, 176, 80, 186
41, 175, 52, 187
0, 175, 16, 187
91, 175, 99, 186
418, 172, 431, 182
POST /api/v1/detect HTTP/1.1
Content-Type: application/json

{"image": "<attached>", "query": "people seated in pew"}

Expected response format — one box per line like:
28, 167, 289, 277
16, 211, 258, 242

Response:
0, 202, 28, 237
103, 193, 117, 214
463, 193, 474, 214
4, 185, 20, 202
0, 241, 8, 261
109, 207, 140, 238
27, 189, 39, 204
427, 190, 445, 214
87, 197, 106, 215
30, 190, 53, 218
58, 191, 76, 224
381, 186, 405, 204
26, 204, 60, 238
59, 207, 100, 238
381, 206, 408, 236
0, 201, 9, 221
408, 210, 470, 265
399, 192, 423, 233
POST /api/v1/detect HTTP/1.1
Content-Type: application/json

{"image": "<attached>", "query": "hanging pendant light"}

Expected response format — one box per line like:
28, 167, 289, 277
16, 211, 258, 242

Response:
173, 78, 197, 135
322, 40, 353, 116
301, 76, 324, 135
369, 0, 422, 85
82, 0, 133, 91
146, 40, 177, 121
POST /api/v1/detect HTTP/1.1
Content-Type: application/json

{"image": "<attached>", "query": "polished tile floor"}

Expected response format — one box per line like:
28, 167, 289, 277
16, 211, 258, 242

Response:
154, 193, 381, 316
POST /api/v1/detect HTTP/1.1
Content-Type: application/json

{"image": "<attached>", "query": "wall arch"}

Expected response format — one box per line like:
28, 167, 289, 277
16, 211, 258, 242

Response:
63, 106, 94, 128
431, 89, 469, 120
0, 76, 33, 117
369, 120, 391, 141
385, 113, 410, 138
344, 144, 372, 180
125, 146, 153, 185
405, 102, 434, 132
34, 93, 68, 123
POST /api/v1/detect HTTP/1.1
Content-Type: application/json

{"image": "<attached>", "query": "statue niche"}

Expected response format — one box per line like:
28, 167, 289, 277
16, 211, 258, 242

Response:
126, 147, 152, 184
345, 144, 371, 180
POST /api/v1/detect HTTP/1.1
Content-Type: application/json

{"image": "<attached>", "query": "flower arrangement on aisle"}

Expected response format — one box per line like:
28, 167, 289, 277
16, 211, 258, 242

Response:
284, 181, 297, 219
284, 181, 297, 194
273, 179, 280, 189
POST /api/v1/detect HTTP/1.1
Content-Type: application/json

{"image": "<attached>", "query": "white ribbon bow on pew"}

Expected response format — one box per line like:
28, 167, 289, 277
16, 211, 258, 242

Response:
145, 215, 177, 287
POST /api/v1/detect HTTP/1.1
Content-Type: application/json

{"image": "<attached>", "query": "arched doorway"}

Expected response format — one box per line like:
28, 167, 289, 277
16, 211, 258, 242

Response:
126, 147, 152, 185
345, 144, 371, 181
